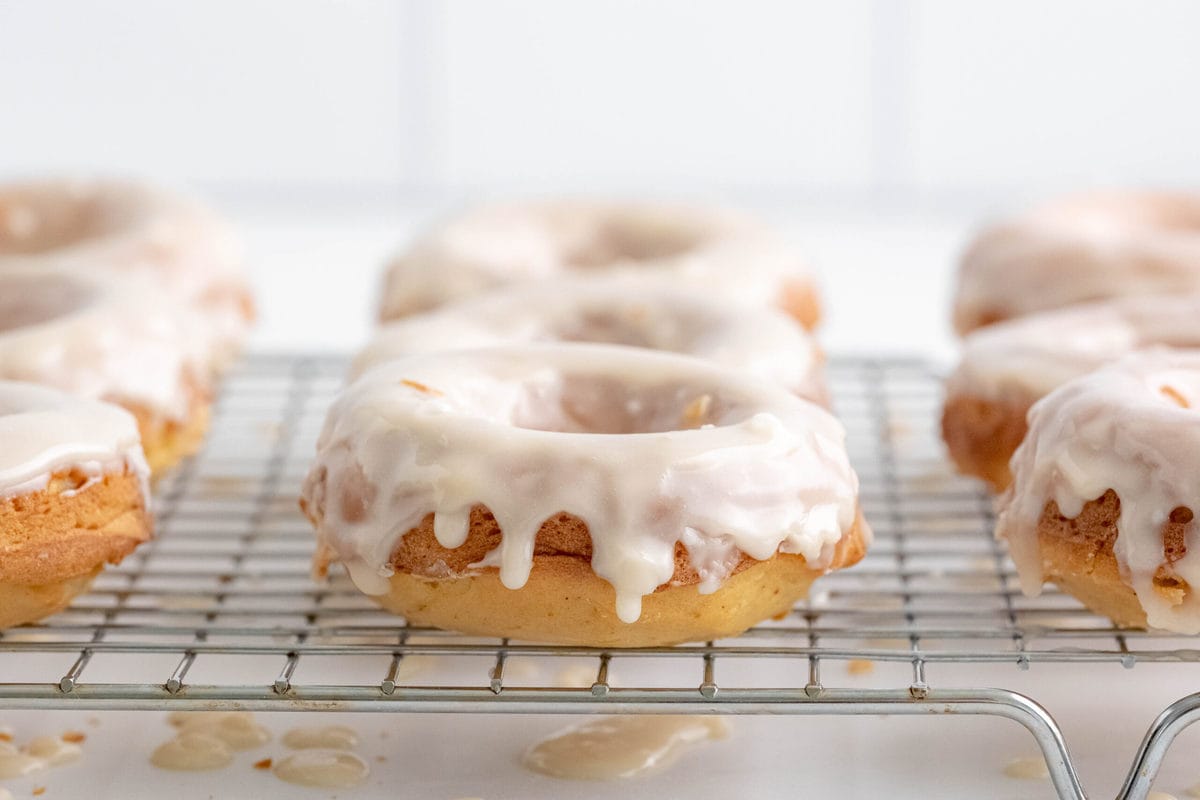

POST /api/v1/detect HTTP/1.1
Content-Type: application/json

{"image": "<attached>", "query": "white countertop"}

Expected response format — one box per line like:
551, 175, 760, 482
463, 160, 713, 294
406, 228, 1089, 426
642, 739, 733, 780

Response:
4, 202, 1197, 800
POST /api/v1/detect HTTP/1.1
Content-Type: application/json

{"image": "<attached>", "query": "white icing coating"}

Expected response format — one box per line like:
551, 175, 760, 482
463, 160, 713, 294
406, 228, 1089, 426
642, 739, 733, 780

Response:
997, 349, 1200, 633
522, 716, 729, 780
955, 190, 1200, 331
355, 275, 825, 402
379, 200, 815, 319
0, 380, 148, 499
273, 750, 369, 788
0, 264, 206, 421
949, 294, 1200, 402
0, 177, 252, 367
302, 344, 863, 623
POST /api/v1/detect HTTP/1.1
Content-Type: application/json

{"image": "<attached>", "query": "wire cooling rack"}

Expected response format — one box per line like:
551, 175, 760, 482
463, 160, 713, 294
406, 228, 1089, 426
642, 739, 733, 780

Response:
2, 353, 1200, 799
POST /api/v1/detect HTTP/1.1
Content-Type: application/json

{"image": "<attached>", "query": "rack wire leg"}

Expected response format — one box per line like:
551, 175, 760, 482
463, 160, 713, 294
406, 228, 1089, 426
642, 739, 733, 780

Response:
1115, 691, 1200, 800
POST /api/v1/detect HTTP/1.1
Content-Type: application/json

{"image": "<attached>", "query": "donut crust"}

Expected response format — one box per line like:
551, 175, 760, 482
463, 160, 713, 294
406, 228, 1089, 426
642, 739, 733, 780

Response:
941, 393, 1033, 491
0, 468, 151, 627
114, 377, 212, 476
346, 504, 868, 647
1032, 490, 1190, 629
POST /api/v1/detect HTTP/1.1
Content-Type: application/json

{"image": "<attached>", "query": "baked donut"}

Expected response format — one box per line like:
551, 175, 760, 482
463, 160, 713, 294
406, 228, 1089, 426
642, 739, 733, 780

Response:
0, 264, 211, 474
379, 200, 820, 329
953, 190, 1200, 335
943, 294, 1200, 490
0, 381, 152, 628
0, 178, 254, 371
996, 350, 1200, 632
301, 344, 867, 647
354, 276, 827, 404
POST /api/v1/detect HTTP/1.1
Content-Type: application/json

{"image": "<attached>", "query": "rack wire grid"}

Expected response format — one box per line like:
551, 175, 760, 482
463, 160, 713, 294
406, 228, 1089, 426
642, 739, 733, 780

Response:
3, 353, 1200, 799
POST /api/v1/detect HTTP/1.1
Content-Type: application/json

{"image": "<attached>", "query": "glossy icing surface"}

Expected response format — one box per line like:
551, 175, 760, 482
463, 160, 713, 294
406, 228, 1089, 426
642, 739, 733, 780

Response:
998, 350, 1200, 632
955, 191, 1200, 330
356, 275, 825, 401
0, 380, 148, 498
0, 266, 204, 420
302, 344, 863, 623
0, 178, 251, 366
379, 200, 815, 318
949, 294, 1200, 401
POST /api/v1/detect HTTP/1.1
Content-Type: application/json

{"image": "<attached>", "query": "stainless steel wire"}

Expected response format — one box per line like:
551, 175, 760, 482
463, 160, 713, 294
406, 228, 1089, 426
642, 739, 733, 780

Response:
1, 353, 1198, 799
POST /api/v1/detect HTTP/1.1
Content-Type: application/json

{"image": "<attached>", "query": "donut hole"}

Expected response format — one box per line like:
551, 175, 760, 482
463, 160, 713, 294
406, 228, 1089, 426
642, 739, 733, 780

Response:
562, 215, 705, 269
0, 274, 95, 333
508, 374, 747, 435
553, 308, 657, 348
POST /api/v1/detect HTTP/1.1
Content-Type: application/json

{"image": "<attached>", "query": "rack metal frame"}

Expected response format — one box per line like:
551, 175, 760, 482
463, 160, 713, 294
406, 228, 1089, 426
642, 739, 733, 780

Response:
2, 353, 1198, 800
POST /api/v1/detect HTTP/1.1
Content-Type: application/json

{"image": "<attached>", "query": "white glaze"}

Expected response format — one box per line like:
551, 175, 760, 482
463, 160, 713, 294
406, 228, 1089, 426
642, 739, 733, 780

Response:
0, 740, 44, 779
23, 735, 82, 767
356, 275, 825, 402
0, 264, 208, 421
0, 380, 148, 499
522, 716, 729, 780
379, 200, 815, 319
150, 731, 233, 771
0, 177, 251, 367
955, 190, 1200, 331
281, 725, 359, 750
302, 344, 863, 623
166, 711, 270, 750
1003, 756, 1050, 780
998, 350, 1200, 633
273, 750, 369, 788
949, 294, 1200, 402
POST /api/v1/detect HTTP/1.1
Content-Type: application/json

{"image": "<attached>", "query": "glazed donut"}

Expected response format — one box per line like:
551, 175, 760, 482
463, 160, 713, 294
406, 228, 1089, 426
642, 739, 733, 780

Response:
379, 200, 820, 329
943, 294, 1200, 490
997, 350, 1200, 632
0, 178, 254, 370
354, 276, 826, 404
0, 381, 152, 628
301, 344, 867, 647
0, 264, 211, 474
953, 190, 1200, 335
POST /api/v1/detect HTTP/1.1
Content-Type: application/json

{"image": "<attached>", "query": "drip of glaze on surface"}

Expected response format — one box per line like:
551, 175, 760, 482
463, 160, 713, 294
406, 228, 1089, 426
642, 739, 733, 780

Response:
0, 734, 83, 779
150, 731, 233, 771
272, 749, 369, 788
0, 740, 44, 779
167, 711, 271, 750
522, 716, 729, 780
281, 725, 359, 751
1002, 756, 1049, 780
23, 736, 81, 767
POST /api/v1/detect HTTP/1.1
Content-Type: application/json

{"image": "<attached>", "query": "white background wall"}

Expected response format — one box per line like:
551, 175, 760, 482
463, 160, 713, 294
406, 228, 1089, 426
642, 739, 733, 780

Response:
2, 1, 1199, 352
5, 0, 1199, 206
